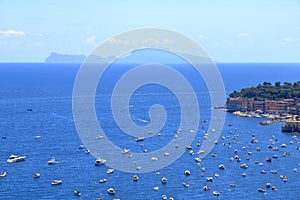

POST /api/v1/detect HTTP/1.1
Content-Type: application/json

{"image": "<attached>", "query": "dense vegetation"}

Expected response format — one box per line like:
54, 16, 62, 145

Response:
229, 81, 300, 101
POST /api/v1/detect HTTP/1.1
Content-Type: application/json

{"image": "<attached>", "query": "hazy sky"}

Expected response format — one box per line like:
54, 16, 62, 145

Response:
0, 0, 299, 62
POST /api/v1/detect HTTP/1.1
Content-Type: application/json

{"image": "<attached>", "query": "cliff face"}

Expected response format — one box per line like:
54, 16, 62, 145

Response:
45, 52, 86, 63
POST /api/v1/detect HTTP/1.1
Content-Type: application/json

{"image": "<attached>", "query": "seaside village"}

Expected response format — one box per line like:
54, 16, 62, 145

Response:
226, 97, 300, 132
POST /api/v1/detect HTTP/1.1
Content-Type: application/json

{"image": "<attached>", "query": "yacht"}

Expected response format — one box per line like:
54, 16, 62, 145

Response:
135, 137, 144, 142
48, 157, 57, 165
0, 172, 6, 177
161, 177, 167, 184
107, 187, 115, 195
33, 172, 41, 178
133, 175, 139, 181
95, 158, 106, 166
99, 178, 107, 183
106, 169, 114, 174
74, 190, 81, 196
121, 148, 130, 154
51, 180, 62, 185
6, 155, 26, 163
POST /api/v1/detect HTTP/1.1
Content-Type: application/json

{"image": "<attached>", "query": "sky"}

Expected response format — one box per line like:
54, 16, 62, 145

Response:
0, 0, 299, 62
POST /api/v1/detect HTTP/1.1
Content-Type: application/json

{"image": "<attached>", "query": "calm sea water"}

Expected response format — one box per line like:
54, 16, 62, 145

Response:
0, 63, 299, 200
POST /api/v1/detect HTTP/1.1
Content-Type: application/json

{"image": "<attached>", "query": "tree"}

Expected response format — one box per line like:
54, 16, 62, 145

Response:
263, 82, 272, 86
275, 81, 281, 87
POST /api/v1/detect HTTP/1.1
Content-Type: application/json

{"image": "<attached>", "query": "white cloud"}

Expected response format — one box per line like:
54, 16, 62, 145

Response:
0, 29, 25, 37
281, 37, 293, 45
237, 32, 250, 37
283, 38, 293, 42
198, 34, 206, 39
85, 35, 97, 45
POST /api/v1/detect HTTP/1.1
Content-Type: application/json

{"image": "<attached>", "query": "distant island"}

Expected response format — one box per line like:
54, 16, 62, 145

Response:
226, 81, 300, 132
44, 52, 117, 63
45, 52, 86, 63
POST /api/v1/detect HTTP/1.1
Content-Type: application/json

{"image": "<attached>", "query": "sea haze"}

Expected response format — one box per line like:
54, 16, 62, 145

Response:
0, 63, 299, 199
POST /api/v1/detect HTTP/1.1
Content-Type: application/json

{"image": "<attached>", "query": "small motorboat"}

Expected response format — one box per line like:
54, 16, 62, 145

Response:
281, 143, 287, 148
6, 155, 26, 163
266, 157, 272, 162
133, 175, 139, 181
94, 158, 106, 166
161, 177, 167, 184
271, 169, 278, 174
213, 191, 220, 196
184, 170, 191, 176
106, 169, 114, 174
260, 170, 267, 174
96, 135, 104, 139
183, 182, 190, 187
121, 149, 130, 154
206, 177, 213, 182
99, 178, 107, 183
85, 149, 90, 154
240, 164, 248, 169
51, 180, 62, 185
34, 135, 41, 139
135, 137, 144, 142
203, 185, 211, 191
33, 172, 41, 178
48, 157, 57, 165
218, 164, 225, 170
258, 188, 266, 193
78, 145, 84, 149
0, 172, 6, 178
74, 190, 81, 196
107, 187, 115, 195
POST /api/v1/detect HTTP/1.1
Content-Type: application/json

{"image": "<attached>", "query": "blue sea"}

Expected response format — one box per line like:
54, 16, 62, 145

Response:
0, 63, 299, 200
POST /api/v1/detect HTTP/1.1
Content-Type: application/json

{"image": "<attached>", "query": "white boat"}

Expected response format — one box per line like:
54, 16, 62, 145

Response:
6, 155, 26, 163
183, 182, 190, 187
85, 149, 90, 154
106, 168, 114, 174
48, 157, 57, 165
99, 178, 107, 183
135, 137, 144, 142
51, 180, 62, 185
161, 177, 167, 184
96, 135, 104, 139
74, 190, 81, 196
0, 172, 6, 177
34, 172, 41, 178
78, 145, 84, 149
133, 175, 139, 181
107, 187, 115, 195
121, 148, 130, 154
94, 158, 106, 166
213, 191, 220, 196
